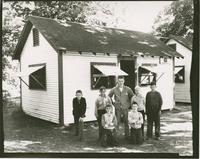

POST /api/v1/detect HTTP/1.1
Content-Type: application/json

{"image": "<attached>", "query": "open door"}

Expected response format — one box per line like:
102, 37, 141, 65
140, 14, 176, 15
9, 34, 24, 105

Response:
120, 60, 136, 92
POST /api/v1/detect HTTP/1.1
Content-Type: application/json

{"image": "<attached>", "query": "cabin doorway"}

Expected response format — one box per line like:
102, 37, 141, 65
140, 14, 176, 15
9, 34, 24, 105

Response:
120, 59, 136, 92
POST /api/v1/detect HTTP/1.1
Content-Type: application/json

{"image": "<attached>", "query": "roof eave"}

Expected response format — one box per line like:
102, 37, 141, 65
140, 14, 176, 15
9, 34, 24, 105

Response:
12, 21, 33, 60
173, 39, 192, 51
167, 36, 192, 51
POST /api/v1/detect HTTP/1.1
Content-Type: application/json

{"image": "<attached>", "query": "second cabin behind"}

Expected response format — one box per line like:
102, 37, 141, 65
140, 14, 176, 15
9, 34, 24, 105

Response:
166, 35, 192, 103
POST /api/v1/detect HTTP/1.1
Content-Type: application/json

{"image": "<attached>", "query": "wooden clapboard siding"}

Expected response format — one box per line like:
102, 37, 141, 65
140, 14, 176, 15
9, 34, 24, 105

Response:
167, 39, 192, 103
23, 108, 59, 118
20, 27, 59, 123
62, 53, 118, 125
24, 110, 58, 123
175, 85, 191, 102
137, 56, 174, 110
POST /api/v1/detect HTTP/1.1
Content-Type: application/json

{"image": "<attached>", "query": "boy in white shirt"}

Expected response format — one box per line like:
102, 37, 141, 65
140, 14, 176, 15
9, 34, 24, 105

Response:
131, 86, 145, 138
95, 86, 112, 140
101, 104, 118, 147
128, 102, 144, 144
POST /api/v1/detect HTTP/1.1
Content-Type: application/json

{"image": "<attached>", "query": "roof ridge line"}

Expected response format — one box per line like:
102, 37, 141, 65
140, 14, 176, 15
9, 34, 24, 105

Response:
28, 15, 153, 36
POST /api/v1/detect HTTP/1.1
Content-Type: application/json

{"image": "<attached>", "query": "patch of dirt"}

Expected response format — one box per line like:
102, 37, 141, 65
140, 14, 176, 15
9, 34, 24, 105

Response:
3, 101, 192, 156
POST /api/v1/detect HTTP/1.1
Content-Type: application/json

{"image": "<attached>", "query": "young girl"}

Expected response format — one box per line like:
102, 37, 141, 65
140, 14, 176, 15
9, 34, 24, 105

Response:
101, 104, 118, 147
128, 102, 144, 145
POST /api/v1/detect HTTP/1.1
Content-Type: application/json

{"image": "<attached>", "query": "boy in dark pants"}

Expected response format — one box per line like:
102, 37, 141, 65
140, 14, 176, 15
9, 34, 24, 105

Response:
128, 102, 144, 145
95, 86, 112, 140
72, 90, 86, 140
145, 82, 163, 140
101, 104, 118, 147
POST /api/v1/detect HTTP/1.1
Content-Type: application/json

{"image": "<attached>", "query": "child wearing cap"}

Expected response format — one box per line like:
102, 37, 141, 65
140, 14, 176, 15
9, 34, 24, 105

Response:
101, 104, 119, 147
128, 102, 144, 145
145, 82, 163, 140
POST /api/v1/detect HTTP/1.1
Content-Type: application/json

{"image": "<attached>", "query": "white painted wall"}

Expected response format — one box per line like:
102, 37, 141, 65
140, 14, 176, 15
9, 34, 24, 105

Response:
167, 39, 191, 103
19, 26, 177, 125
63, 54, 174, 125
136, 56, 174, 110
20, 27, 59, 123
63, 53, 118, 125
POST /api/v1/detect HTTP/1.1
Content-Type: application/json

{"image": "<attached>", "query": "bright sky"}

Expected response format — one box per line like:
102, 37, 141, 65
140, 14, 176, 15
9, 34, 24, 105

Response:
3, 1, 173, 33
112, 1, 173, 33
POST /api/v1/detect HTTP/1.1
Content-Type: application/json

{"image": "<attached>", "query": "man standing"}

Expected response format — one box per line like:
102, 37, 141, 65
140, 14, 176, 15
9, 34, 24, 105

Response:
108, 76, 134, 140
145, 82, 163, 140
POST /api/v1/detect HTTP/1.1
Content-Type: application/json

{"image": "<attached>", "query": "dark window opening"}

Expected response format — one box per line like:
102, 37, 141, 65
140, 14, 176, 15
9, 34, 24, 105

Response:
33, 28, 39, 46
175, 66, 185, 83
91, 63, 116, 90
168, 44, 176, 51
138, 67, 156, 86
29, 65, 46, 90
120, 60, 135, 91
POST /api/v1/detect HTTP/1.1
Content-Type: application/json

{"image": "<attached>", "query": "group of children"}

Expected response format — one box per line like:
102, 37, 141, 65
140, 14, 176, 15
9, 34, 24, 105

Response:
72, 80, 162, 147
100, 102, 144, 147
72, 88, 145, 147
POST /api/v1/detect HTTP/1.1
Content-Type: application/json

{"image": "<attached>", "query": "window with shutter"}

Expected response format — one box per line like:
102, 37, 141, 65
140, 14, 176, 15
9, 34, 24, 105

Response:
138, 67, 157, 86
90, 62, 116, 90
175, 66, 185, 83
29, 64, 46, 90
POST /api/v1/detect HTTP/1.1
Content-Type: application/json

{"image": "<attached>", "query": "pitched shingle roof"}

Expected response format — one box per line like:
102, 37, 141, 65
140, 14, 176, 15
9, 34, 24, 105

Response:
13, 16, 183, 59
168, 35, 193, 50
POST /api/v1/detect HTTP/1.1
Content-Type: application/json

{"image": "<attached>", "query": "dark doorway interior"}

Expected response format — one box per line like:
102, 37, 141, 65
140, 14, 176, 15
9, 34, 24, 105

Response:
120, 60, 136, 92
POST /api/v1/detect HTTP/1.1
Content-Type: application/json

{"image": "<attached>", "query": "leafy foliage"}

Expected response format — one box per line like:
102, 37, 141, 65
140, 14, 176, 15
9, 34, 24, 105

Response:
10, 1, 90, 23
152, 0, 193, 37
2, 1, 120, 98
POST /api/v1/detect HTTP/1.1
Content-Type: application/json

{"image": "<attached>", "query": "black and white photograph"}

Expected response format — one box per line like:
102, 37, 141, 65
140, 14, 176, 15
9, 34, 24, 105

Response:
1, 0, 198, 158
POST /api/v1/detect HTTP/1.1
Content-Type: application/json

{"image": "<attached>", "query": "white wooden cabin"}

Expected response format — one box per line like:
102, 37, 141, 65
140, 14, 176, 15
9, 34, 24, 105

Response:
13, 16, 182, 125
166, 36, 192, 103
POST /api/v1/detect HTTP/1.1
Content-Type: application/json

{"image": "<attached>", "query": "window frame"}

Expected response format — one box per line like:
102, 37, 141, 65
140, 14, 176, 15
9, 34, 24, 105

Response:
28, 63, 47, 90
90, 62, 117, 90
138, 66, 157, 87
175, 65, 185, 83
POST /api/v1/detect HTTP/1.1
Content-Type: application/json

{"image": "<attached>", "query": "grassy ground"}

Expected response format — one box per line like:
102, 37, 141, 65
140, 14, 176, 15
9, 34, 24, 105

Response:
3, 100, 192, 155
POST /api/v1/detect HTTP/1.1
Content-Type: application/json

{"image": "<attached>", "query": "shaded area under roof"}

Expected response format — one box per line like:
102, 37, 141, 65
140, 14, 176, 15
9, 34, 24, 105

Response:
13, 16, 183, 59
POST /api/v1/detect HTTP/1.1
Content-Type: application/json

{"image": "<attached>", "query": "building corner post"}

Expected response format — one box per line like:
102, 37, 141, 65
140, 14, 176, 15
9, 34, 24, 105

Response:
58, 48, 65, 126
172, 57, 175, 108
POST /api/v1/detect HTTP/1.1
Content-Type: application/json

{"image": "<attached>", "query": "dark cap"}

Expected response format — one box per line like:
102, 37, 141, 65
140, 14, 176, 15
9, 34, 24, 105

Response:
132, 102, 138, 105
76, 90, 82, 94
105, 104, 112, 108
150, 81, 156, 86
118, 76, 124, 79
99, 86, 106, 91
